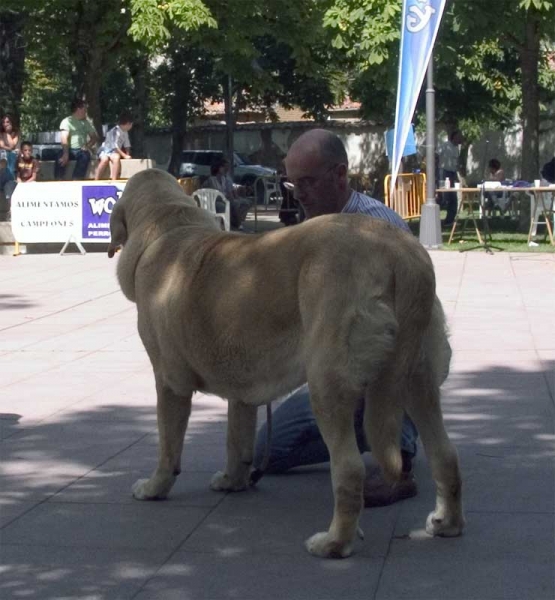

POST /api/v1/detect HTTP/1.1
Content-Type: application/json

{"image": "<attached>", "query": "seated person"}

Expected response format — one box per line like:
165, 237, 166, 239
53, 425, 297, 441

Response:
0, 113, 21, 177
94, 111, 133, 180
0, 157, 16, 221
55, 99, 98, 180
485, 158, 508, 214
205, 158, 251, 230
0, 143, 40, 221
487, 158, 505, 182
16, 141, 40, 183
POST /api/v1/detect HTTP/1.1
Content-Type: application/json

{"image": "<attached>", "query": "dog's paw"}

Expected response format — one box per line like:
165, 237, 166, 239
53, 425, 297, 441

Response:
425, 510, 465, 537
210, 471, 248, 492
132, 477, 172, 500
305, 532, 353, 559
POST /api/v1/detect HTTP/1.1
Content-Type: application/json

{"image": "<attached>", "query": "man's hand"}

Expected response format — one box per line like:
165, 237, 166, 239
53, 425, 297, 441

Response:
59, 131, 70, 165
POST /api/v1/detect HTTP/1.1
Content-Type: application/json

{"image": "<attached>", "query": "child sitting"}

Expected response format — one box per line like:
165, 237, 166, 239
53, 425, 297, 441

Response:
16, 141, 40, 183
94, 111, 133, 181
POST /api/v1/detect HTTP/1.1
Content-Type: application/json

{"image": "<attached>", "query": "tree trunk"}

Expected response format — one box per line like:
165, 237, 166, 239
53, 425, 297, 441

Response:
82, 50, 104, 140
68, 1, 130, 141
167, 51, 191, 177
519, 13, 540, 182
129, 53, 149, 158
0, 10, 25, 119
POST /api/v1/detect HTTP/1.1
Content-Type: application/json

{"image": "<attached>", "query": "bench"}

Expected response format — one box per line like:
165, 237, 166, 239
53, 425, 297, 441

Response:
37, 158, 156, 181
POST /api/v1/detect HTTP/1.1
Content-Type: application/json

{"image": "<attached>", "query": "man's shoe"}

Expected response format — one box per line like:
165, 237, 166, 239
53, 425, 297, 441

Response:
363, 467, 417, 508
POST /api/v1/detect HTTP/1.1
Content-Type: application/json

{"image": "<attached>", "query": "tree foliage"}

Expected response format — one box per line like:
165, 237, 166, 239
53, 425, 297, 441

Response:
450, 0, 555, 177
322, 0, 555, 178
128, 0, 217, 49
324, 0, 401, 66
0, 9, 26, 118
127, 0, 342, 168
1, 0, 553, 177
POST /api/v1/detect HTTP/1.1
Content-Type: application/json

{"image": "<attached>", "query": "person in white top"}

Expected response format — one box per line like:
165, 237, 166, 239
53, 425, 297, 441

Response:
438, 130, 463, 227
94, 111, 133, 181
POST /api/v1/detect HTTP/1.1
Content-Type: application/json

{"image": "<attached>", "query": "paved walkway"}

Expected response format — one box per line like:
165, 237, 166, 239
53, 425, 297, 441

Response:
0, 243, 554, 599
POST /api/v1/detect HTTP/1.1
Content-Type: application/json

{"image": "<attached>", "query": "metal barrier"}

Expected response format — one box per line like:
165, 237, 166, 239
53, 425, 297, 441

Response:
177, 176, 201, 196
384, 172, 427, 220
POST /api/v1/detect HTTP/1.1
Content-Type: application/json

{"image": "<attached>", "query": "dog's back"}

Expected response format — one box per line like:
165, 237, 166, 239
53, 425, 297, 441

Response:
127, 211, 438, 406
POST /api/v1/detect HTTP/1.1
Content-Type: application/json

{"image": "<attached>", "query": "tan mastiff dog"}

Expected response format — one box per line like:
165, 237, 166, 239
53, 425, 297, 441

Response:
108, 168, 464, 558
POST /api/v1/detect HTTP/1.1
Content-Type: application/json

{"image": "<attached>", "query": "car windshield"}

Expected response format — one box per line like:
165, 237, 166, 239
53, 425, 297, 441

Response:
235, 153, 252, 165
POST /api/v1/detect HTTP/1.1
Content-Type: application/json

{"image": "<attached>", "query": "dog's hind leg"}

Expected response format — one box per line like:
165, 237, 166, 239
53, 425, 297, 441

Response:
405, 370, 464, 537
211, 400, 258, 492
305, 390, 364, 559
132, 379, 192, 500
363, 372, 404, 483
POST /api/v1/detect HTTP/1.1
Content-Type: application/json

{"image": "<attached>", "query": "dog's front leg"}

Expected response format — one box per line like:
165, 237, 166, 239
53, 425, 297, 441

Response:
210, 400, 257, 492
305, 393, 364, 559
133, 380, 192, 500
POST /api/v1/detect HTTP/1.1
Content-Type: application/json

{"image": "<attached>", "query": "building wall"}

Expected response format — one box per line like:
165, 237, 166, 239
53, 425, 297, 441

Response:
145, 122, 390, 175
35, 118, 555, 195
146, 121, 554, 179
466, 128, 555, 182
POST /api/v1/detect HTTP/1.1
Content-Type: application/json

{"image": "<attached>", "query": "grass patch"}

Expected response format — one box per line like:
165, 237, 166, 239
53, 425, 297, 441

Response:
407, 213, 555, 253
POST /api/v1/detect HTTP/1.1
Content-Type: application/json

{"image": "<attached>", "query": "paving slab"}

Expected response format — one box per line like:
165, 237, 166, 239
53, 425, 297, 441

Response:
134, 551, 385, 600
1, 246, 554, 600
376, 512, 555, 600
0, 545, 170, 600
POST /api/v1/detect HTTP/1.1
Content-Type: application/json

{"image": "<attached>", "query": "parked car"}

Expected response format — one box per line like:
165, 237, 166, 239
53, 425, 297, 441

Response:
177, 150, 276, 185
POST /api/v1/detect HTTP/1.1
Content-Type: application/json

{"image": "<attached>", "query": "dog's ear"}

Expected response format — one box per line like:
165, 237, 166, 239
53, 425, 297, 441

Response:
108, 201, 128, 258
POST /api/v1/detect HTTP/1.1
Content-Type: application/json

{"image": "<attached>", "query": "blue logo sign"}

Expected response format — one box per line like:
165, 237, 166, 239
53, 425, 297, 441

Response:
81, 185, 123, 240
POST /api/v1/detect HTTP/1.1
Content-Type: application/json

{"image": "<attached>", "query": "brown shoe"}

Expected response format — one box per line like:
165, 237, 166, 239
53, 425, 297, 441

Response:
363, 467, 417, 508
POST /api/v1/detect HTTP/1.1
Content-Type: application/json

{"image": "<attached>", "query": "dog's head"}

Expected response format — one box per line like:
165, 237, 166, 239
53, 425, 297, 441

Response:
107, 169, 202, 258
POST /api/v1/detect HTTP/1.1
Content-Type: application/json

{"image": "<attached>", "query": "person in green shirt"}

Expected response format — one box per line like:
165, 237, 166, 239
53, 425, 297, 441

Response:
54, 99, 99, 180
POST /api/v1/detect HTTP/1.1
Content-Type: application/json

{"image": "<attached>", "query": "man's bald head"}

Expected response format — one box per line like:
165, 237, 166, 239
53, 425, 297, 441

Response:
287, 129, 348, 167
284, 129, 351, 219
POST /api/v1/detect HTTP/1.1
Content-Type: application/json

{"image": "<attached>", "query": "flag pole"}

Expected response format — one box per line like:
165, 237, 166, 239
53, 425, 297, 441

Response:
419, 57, 442, 248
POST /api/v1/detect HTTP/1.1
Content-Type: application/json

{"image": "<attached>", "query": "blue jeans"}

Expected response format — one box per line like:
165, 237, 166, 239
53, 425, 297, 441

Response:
440, 169, 458, 224
5, 150, 17, 178
54, 149, 91, 180
254, 384, 418, 473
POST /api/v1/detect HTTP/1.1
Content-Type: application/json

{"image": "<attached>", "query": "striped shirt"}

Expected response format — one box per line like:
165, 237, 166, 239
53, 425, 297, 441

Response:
342, 190, 411, 232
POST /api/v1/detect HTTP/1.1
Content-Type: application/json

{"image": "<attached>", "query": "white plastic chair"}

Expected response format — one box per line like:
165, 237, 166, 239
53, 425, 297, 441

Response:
256, 176, 282, 208
527, 189, 554, 241
482, 181, 513, 217
193, 188, 230, 231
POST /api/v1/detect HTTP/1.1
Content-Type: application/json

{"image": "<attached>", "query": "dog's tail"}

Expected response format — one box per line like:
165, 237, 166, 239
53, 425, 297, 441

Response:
361, 248, 435, 483
347, 299, 404, 483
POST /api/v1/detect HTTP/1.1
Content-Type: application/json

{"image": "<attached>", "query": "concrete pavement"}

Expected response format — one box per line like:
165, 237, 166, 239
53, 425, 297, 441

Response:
0, 243, 554, 599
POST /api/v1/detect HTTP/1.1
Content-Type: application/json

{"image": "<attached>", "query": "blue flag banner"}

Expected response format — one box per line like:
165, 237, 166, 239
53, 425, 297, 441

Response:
390, 0, 446, 196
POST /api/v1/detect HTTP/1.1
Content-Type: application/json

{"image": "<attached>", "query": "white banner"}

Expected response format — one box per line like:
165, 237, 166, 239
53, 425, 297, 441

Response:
11, 181, 126, 244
